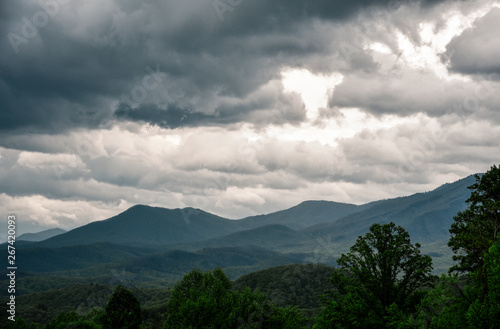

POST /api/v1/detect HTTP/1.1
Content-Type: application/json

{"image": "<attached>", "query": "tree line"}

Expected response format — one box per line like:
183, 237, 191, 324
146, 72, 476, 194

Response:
5, 164, 500, 328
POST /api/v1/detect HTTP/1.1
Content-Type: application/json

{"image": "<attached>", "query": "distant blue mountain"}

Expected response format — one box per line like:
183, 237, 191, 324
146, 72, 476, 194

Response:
38, 205, 242, 247
21, 174, 478, 278
17, 228, 67, 242
38, 175, 476, 249
301, 174, 476, 244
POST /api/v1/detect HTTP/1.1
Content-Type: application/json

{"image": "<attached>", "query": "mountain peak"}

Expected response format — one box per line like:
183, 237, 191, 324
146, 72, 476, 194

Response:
17, 228, 67, 242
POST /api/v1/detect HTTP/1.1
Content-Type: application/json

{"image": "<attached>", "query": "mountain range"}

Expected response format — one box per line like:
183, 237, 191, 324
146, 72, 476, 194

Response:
4, 174, 477, 295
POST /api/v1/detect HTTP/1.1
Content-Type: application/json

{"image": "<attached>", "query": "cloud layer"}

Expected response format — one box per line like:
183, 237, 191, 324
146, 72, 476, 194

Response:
1, 0, 499, 234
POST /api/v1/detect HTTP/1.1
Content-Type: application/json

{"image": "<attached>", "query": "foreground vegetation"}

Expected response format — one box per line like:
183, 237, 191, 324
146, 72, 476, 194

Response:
3, 165, 499, 328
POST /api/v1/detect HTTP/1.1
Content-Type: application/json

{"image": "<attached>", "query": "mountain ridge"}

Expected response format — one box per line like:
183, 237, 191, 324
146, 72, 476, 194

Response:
17, 228, 67, 242
35, 174, 477, 249
25, 174, 479, 275
38, 205, 241, 248
4, 173, 481, 297
301, 174, 475, 244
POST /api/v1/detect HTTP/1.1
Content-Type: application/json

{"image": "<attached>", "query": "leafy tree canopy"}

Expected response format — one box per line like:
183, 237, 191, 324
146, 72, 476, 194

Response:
449, 164, 500, 274
103, 285, 142, 329
164, 267, 308, 329
315, 222, 435, 328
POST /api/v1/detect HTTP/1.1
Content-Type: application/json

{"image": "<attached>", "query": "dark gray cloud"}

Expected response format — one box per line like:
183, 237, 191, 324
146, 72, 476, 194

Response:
2, 0, 500, 232
113, 78, 306, 128
446, 8, 500, 77
328, 69, 500, 117
1, 0, 443, 133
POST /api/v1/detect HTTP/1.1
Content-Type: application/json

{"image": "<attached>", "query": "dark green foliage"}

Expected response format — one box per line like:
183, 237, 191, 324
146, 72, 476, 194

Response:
103, 285, 142, 329
43, 310, 101, 329
265, 306, 310, 329
16, 242, 156, 273
233, 263, 335, 309
3, 317, 42, 329
142, 303, 168, 329
41, 312, 79, 329
407, 164, 500, 329
465, 240, 500, 329
410, 243, 500, 329
338, 222, 435, 311
449, 165, 500, 275
315, 222, 435, 328
164, 267, 233, 328
412, 274, 469, 328
164, 267, 308, 329
314, 282, 385, 328
12, 243, 308, 289
429, 164, 500, 328
0, 284, 113, 327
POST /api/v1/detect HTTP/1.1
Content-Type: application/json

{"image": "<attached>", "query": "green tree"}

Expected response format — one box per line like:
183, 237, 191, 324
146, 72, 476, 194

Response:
264, 306, 309, 329
446, 164, 500, 328
466, 240, 500, 329
164, 267, 234, 329
408, 165, 500, 329
3, 317, 41, 329
412, 274, 469, 329
102, 285, 142, 329
314, 222, 435, 328
44, 311, 80, 329
448, 164, 500, 276
164, 267, 307, 329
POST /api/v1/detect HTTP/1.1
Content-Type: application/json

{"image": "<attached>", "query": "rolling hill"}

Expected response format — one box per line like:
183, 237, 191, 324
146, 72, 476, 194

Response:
17, 228, 67, 242
36, 175, 475, 250
233, 263, 335, 309
7, 244, 309, 294
175, 224, 305, 251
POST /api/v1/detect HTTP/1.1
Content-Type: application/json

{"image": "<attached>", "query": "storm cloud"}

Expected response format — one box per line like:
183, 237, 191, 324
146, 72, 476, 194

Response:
1, 0, 499, 235
446, 7, 500, 77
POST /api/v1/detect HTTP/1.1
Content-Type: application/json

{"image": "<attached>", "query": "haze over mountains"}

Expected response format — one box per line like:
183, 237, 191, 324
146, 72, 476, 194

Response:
5, 174, 476, 295
37, 174, 474, 249
17, 228, 67, 242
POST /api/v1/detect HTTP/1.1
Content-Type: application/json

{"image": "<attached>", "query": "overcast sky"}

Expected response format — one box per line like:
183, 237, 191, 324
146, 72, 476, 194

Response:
1, 0, 500, 234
